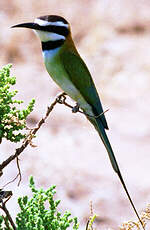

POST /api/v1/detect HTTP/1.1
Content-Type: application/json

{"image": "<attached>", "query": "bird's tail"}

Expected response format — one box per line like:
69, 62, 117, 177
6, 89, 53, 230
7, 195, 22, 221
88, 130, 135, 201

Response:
88, 116, 144, 229
88, 116, 120, 173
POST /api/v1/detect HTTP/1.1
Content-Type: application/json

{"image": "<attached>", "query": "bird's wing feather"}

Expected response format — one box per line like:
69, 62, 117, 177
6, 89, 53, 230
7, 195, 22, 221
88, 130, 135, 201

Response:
60, 50, 108, 129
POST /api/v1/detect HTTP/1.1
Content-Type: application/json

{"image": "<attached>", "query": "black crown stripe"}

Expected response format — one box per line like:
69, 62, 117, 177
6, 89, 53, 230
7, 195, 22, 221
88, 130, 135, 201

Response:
42, 39, 65, 50
38, 15, 68, 24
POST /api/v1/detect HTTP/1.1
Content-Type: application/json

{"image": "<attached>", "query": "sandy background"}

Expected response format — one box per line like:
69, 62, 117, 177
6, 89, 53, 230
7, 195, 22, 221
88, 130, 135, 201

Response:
1, 0, 150, 229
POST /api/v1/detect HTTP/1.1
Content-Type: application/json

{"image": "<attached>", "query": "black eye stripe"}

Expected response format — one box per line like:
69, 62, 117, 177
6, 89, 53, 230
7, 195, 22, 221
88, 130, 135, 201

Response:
38, 25, 69, 37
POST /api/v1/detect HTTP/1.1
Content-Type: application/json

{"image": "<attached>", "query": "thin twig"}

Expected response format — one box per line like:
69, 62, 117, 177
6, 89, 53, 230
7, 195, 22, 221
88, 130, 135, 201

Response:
57, 93, 109, 118
16, 157, 21, 186
3, 215, 12, 230
2, 174, 20, 189
0, 92, 65, 174
0, 195, 16, 230
0, 92, 109, 180
86, 220, 90, 230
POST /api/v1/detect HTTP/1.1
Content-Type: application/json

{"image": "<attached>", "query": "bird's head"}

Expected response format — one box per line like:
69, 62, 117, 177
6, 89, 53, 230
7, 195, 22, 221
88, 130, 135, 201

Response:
12, 15, 70, 43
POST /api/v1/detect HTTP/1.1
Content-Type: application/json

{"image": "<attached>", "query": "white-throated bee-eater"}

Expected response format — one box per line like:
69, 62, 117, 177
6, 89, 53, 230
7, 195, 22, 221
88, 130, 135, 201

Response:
12, 15, 144, 228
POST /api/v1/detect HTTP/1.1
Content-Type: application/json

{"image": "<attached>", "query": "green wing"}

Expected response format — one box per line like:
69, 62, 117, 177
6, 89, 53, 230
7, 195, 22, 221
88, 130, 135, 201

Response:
60, 50, 108, 129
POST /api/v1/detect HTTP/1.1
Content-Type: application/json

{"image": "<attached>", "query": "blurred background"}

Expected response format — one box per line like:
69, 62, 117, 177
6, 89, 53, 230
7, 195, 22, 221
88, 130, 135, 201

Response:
1, 0, 150, 229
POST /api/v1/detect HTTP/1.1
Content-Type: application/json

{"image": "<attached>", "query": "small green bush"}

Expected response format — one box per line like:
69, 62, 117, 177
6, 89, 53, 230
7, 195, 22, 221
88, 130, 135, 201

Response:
0, 64, 35, 143
0, 177, 79, 230
0, 65, 79, 229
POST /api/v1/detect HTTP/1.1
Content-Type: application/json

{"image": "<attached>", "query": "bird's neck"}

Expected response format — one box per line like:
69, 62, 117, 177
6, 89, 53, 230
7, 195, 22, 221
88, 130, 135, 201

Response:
41, 39, 64, 60
42, 33, 79, 60
41, 39, 65, 51
42, 46, 61, 61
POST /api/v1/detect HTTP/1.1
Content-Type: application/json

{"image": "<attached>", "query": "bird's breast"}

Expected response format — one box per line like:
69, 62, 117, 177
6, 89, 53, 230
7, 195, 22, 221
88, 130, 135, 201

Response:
42, 49, 94, 116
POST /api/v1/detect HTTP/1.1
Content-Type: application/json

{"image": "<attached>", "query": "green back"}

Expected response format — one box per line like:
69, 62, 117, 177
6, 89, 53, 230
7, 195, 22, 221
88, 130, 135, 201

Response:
60, 50, 108, 129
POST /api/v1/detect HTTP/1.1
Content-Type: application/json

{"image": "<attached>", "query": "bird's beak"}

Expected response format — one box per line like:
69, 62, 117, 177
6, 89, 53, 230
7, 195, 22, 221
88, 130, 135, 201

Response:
11, 22, 40, 30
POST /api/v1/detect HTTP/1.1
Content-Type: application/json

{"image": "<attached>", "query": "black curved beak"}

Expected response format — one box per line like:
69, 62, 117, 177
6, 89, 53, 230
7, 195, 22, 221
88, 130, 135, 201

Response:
11, 22, 41, 30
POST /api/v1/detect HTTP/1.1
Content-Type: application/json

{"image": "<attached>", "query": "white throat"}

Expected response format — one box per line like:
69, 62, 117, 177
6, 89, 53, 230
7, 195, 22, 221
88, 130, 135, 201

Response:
33, 18, 68, 42
34, 30, 65, 42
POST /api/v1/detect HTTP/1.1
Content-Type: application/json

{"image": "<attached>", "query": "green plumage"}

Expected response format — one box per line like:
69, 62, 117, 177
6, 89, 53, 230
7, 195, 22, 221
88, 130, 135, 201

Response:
60, 50, 108, 129
43, 38, 121, 173
12, 16, 144, 228
58, 42, 120, 173
59, 44, 143, 227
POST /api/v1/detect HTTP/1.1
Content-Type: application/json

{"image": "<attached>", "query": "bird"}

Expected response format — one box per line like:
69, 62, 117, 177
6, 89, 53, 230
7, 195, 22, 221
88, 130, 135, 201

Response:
12, 15, 144, 229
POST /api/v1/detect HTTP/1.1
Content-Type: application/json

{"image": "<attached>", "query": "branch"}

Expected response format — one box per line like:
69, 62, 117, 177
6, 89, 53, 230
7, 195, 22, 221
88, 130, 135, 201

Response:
0, 92, 65, 174
0, 192, 16, 230
0, 92, 109, 178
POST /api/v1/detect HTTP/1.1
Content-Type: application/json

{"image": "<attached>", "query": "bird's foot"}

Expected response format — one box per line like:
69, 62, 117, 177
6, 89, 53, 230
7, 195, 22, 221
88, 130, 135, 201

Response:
72, 103, 79, 113
56, 92, 67, 104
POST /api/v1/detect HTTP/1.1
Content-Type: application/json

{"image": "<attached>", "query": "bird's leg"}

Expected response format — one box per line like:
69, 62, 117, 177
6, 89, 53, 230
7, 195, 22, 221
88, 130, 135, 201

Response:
56, 92, 79, 112
72, 103, 79, 113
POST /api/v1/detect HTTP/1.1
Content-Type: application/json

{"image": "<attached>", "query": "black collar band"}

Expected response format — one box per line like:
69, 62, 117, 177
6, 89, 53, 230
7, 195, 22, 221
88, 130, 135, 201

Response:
42, 39, 65, 50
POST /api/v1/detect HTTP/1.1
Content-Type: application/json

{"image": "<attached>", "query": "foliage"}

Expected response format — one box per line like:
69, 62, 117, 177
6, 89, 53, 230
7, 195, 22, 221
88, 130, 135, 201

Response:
0, 65, 79, 229
0, 177, 79, 230
0, 64, 35, 143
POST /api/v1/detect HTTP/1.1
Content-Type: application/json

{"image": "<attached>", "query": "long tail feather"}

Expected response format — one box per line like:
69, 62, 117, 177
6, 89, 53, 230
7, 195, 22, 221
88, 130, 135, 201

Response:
89, 117, 145, 229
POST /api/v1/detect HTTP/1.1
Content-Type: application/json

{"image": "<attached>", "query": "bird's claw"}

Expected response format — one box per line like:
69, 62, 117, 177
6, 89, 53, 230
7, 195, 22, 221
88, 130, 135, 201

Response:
72, 103, 79, 113
56, 93, 66, 104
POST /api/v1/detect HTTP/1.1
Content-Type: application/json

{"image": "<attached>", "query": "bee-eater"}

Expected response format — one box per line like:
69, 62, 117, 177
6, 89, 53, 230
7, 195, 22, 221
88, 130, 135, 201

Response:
12, 15, 144, 228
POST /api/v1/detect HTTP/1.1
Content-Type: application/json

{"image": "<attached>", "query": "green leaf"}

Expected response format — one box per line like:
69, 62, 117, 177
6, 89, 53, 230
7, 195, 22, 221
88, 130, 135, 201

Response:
0, 64, 35, 143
